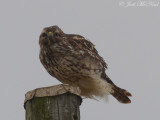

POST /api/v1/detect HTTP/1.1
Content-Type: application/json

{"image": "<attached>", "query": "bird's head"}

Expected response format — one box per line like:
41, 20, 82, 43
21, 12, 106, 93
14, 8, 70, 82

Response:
39, 25, 64, 48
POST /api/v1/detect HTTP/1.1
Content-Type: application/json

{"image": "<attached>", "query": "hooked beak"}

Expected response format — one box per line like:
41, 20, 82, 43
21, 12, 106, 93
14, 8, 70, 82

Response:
48, 32, 53, 40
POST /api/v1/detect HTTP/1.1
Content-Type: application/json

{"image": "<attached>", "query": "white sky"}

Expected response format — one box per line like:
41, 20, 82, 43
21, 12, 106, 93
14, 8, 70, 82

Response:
0, 0, 160, 120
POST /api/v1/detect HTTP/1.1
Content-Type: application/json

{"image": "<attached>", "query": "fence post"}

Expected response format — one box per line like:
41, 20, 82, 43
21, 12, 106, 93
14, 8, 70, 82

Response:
24, 84, 82, 120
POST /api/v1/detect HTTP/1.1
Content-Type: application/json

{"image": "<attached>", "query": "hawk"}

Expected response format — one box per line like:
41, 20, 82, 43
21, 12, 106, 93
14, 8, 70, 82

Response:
39, 25, 132, 103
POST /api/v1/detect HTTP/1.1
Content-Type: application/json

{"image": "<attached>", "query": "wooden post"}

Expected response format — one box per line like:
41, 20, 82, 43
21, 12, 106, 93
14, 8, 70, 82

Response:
24, 84, 82, 120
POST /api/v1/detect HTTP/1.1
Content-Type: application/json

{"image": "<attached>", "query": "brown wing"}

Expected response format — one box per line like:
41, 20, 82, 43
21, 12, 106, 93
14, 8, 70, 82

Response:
65, 34, 107, 69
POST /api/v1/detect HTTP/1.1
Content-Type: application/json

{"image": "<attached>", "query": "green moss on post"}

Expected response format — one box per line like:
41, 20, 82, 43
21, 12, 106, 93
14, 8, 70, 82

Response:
24, 85, 82, 120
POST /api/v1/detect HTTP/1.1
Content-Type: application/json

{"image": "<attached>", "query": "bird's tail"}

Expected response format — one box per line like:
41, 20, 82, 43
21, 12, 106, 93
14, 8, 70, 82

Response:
101, 73, 132, 104
110, 85, 132, 103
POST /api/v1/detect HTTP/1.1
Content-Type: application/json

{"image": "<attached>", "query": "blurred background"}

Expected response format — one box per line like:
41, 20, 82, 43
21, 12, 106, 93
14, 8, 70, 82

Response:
0, 0, 160, 120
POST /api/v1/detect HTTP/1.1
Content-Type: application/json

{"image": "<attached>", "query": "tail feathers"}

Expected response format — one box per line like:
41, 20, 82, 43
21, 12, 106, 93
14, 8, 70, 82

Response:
101, 73, 132, 104
111, 85, 132, 104
116, 86, 132, 97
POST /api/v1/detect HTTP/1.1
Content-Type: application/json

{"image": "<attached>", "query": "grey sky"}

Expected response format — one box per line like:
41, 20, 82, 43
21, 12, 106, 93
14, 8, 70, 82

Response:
0, 0, 160, 120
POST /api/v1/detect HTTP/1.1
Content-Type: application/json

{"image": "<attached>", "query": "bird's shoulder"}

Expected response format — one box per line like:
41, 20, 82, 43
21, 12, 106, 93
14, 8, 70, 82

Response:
65, 34, 107, 69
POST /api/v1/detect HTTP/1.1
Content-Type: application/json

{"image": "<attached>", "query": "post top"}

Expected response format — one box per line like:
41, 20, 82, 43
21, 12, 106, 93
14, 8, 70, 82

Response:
24, 84, 81, 104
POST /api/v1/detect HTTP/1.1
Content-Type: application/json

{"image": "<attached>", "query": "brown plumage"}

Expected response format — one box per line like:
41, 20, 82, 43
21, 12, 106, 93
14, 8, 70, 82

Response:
39, 25, 132, 103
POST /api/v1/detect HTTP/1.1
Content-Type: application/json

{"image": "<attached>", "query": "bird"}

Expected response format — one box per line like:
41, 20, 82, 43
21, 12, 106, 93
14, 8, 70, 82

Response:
39, 25, 132, 103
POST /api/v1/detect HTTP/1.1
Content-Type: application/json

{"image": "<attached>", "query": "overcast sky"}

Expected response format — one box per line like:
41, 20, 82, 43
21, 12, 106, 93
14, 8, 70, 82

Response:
0, 0, 160, 120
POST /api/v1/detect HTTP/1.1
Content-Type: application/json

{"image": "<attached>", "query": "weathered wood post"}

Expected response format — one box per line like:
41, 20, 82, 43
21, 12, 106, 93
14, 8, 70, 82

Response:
24, 84, 82, 120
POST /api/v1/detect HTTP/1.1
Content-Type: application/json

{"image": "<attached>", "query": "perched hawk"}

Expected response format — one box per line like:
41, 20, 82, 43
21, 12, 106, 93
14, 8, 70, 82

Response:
39, 25, 132, 103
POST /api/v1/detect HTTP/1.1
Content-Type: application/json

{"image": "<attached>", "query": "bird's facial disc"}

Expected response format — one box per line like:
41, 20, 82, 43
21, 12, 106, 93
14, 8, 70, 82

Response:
40, 30, 60, 46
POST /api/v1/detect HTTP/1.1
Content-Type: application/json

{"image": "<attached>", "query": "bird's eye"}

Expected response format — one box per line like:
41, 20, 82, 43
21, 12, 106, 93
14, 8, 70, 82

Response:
42, 33, 47, 38
54, 32, 59, 37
